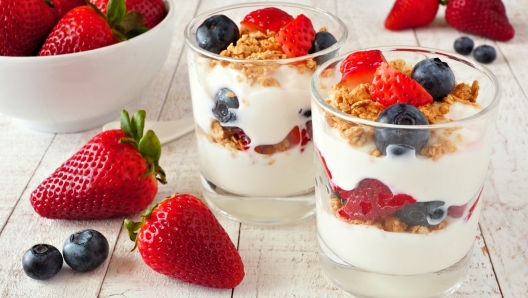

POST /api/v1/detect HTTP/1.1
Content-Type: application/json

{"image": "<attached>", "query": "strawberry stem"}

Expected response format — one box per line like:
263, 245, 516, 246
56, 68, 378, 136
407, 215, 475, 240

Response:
119, 110, 167, 184
123, 200, 161, 251
439, 0, 449, 5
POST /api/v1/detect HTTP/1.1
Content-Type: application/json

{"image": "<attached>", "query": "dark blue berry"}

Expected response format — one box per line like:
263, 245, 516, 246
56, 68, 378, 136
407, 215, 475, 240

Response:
22, 244, 63, 280
411, 58, 456, 101
395, 201, 446, 226
473, 45, 496, 64
212, 88, 239, 123
299, 109, 312, 118
374, 104, 430, 156
454, 36, 474, 55
309, 31, 338, 65
196, 15, 239, 54
63, 229, 109, 272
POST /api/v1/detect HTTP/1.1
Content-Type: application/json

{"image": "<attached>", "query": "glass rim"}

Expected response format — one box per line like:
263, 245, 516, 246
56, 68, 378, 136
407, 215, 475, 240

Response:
184, 2, 348, 64
310, 46, 502, 130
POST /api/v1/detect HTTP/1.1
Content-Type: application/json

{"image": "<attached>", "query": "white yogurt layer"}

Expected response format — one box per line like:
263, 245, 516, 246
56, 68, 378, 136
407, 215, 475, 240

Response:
188, 54, 315, 197
312, 103, 492, 206
317, 200, 480, 276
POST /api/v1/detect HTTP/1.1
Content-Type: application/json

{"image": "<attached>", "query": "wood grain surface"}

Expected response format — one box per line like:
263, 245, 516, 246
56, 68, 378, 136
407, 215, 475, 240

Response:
0, 0, 526, 297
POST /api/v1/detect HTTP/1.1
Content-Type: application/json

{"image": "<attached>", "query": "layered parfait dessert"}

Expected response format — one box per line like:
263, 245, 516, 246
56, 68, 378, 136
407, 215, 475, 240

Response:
184, 4, 346, 224
311, 48, 500, 297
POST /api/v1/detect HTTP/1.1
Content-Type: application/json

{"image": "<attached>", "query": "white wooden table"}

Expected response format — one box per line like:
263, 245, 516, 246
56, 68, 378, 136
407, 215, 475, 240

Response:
1, 0, 527, 297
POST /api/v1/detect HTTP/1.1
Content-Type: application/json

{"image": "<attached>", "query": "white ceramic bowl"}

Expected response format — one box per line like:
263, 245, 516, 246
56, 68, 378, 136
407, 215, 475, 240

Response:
0, 0, 176, 133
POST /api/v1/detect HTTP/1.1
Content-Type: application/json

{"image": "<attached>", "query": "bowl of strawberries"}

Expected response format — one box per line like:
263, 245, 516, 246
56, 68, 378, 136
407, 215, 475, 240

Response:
0, 0, 175, 133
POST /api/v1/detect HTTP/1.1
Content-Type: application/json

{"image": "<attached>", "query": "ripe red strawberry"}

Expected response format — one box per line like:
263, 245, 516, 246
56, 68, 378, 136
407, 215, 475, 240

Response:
124, 194, 245, 288
370, 62, 433, 108
336, 178, 416, 221
38, 0, 148, 56
30, 110, 167, 220
0, 0, 56, 56
385, 0, 439, 30
275, 14, 316, 58
339, 50, 387, 89
240, 7, 293, 33
445, 0, 514, 41
50, 0, 86, 21
90, 0, 166, 28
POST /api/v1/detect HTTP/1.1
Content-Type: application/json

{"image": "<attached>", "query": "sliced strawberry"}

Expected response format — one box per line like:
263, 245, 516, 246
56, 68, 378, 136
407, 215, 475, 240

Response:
240, 7, 293, 33
337, 178, 416, 221
385, 0, 439, 30
275, 14, 316, 58
370, 62, 433, 108
339, 50, 387, 89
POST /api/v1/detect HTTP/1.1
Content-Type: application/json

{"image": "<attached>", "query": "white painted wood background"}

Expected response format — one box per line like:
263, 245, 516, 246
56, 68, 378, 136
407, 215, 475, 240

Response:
0, 0, 526, 297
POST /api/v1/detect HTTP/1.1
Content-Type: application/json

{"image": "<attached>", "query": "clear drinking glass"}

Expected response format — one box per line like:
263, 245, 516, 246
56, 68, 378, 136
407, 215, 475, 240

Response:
184, 3, 347, 225
311, 47, 501, 297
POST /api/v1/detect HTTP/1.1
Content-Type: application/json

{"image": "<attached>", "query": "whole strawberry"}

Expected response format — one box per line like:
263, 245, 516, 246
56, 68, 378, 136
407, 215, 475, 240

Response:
50, 0, 86, 21
30, 110, 167, 220
445, 0, 514, 41
385, 0, 439, 30
124, 194, 245, 289
38, 0, 148, 56
337, 179, 416, 221
0, 0, 56, 56
90, 0, 166, 28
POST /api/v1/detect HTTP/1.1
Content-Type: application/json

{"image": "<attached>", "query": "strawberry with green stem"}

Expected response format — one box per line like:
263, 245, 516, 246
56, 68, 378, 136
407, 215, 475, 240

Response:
38, 0, 149, 55
30, 110, 166, 220
90, 0, 167, 29
125, 194, 245, 289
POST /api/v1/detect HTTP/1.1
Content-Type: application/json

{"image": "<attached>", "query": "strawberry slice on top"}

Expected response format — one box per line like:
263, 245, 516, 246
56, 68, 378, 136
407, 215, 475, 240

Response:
339, 50, 387, 89
240, 7, 293, 33
370, 62, 433, 108
275, 14, 316, 58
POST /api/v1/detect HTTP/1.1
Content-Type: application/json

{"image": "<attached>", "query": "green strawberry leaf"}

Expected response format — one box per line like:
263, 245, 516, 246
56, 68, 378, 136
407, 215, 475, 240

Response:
131, 110, 146, 142
139, 130, 162, 164
107, 0, 127, 28
126, 26, 150, 39
120, 110, 134, 138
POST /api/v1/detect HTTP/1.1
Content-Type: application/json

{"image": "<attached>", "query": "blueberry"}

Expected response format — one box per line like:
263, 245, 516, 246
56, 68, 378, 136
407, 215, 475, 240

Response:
374, 104, 430, 156
454, 36, 474, 55
473, 45, 496, 64
212, 88, 239, 123
411, 58, 456, 101
196, 15, 239, 54
299, 109, 311, 118
309, 31, 338, 65
395, 201, 446, 226
63, 229, 109, 272
22, 244, 63, 280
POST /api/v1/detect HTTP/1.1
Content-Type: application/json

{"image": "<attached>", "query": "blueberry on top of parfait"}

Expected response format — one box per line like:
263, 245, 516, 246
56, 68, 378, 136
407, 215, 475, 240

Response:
196, 15, 239, 54
374, 103, 430, 156
411, 58, 456, 101
309, 31, 338, 65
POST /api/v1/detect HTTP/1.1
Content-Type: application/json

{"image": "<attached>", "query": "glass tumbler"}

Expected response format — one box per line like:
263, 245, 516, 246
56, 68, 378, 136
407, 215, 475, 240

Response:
184, 3, 347, 225
311, 47, 501, 297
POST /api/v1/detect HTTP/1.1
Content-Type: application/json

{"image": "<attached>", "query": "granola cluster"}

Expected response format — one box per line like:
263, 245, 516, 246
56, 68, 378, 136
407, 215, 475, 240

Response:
208, 29, 318, 88
323, 59, 480, 160
330, 196, 448, 234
